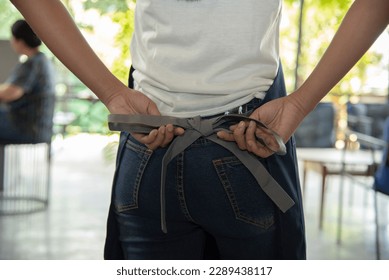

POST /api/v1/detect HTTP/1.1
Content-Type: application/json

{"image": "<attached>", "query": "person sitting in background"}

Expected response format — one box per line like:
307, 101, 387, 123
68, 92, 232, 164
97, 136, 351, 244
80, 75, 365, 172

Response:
375, 116, 389, 195
0, 19, 55, 144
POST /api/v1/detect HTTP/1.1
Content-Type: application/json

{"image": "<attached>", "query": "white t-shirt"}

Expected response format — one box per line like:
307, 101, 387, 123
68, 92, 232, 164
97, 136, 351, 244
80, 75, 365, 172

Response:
131, 0, 282, 117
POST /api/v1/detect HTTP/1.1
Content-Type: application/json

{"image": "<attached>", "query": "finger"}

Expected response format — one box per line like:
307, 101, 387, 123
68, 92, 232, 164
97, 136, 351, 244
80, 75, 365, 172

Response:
146, 126, 167, 150
131, 129, 158, 148
229, 124, 238, 130
216, 124, 238, 141
216, 130, 235, 141
234, 121, 248, 150
174, 126, 185, 136
247, 141, 274, 158
135, 128, 161, 150
254, 126, 283, 153
245, 121, 276, 157
245, 121, 258, 153
160, 124, 175, 147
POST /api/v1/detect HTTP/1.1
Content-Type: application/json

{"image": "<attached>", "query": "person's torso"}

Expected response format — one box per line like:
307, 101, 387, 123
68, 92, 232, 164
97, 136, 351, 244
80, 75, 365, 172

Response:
7, 52, 56, 139
131, 0, 282, 117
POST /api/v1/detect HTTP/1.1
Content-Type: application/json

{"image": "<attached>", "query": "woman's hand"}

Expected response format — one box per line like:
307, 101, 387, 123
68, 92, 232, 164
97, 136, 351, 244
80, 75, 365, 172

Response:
217, 93, 308, 158
106, 88, 184, 150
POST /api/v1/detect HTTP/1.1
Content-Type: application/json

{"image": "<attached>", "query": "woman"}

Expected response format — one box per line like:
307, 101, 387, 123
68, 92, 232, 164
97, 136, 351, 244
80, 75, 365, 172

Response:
0, 19, 55, 144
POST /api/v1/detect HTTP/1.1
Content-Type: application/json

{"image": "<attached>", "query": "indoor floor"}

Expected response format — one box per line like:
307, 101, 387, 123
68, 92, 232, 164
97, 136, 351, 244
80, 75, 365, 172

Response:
0, 134, 388, 260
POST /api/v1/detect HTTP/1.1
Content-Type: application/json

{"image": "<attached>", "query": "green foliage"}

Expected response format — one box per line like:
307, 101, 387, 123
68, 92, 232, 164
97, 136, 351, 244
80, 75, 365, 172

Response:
295, 0, 353, 88
64, 100, 110, 134
110, 9, 135, 83
281, 0, 383, 97
0, 1, 22, 39
83, 0, 135, 14
302, 0, 353, 64
81, 0, 136, 83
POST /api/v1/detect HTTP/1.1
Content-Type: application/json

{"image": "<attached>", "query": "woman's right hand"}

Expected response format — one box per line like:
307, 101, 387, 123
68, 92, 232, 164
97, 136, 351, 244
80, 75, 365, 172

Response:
106, 88, 184, 150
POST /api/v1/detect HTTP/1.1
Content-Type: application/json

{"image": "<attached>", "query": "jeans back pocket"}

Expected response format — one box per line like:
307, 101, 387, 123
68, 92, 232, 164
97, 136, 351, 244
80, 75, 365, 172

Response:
213, 156, 275, 230
113, 137, 152, 213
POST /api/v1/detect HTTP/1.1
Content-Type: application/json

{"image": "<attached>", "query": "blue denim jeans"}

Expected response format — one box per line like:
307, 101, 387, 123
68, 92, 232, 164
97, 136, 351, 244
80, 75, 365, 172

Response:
110, 65, 306, 260
114, 107, 279, 260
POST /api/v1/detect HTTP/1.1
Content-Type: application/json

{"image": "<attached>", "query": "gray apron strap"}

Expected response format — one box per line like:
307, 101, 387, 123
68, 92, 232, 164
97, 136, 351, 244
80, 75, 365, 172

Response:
108, 114, 294, 233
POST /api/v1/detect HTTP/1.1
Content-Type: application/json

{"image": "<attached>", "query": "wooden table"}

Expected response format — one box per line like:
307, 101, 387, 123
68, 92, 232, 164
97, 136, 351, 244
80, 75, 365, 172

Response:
297, 148, 379, 230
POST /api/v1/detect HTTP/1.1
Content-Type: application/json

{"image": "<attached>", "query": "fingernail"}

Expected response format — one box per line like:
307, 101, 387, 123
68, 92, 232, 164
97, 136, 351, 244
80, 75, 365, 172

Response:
151, 129, 158, 136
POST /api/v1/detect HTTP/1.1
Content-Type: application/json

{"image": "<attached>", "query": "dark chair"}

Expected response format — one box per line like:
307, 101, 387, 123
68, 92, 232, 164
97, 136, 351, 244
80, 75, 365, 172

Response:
0, 94, 55, 214
372, 117, 389, 259
338, 126, 388, 259
347, 102, 389, 140
294, 102, 336, 148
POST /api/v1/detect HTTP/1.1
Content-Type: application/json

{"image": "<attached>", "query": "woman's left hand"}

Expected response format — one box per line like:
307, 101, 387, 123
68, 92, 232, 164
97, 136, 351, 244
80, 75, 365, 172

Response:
217, 93, 308, 158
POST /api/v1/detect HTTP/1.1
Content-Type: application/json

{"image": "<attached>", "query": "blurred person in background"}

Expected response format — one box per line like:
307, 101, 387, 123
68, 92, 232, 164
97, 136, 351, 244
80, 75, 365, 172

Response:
0, 19, 55, 144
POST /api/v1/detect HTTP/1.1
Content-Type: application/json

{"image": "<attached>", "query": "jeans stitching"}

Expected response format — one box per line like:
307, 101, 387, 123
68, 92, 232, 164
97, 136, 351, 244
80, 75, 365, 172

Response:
114, 138, 152, 212
213, 157, 275, 229
176, 152, 196, 222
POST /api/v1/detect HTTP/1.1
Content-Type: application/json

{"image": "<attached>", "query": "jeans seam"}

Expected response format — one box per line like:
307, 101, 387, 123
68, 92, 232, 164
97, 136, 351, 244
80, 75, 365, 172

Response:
176, 152, 196, 223
114, 139, 153, 212
213, 157, 274, 229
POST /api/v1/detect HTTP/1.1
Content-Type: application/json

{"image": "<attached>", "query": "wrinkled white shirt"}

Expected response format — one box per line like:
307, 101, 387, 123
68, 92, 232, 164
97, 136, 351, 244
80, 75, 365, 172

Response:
131, 0, 282, 117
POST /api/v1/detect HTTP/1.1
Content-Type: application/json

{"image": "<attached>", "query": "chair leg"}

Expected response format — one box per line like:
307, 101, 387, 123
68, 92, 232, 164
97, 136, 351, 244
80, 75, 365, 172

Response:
336, 169, 346, 245
44, 143, 52, 208
0, 145, 4, 193
374, 188, 380, 260
319, 166, 327, 230
302, 161, 307, 198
